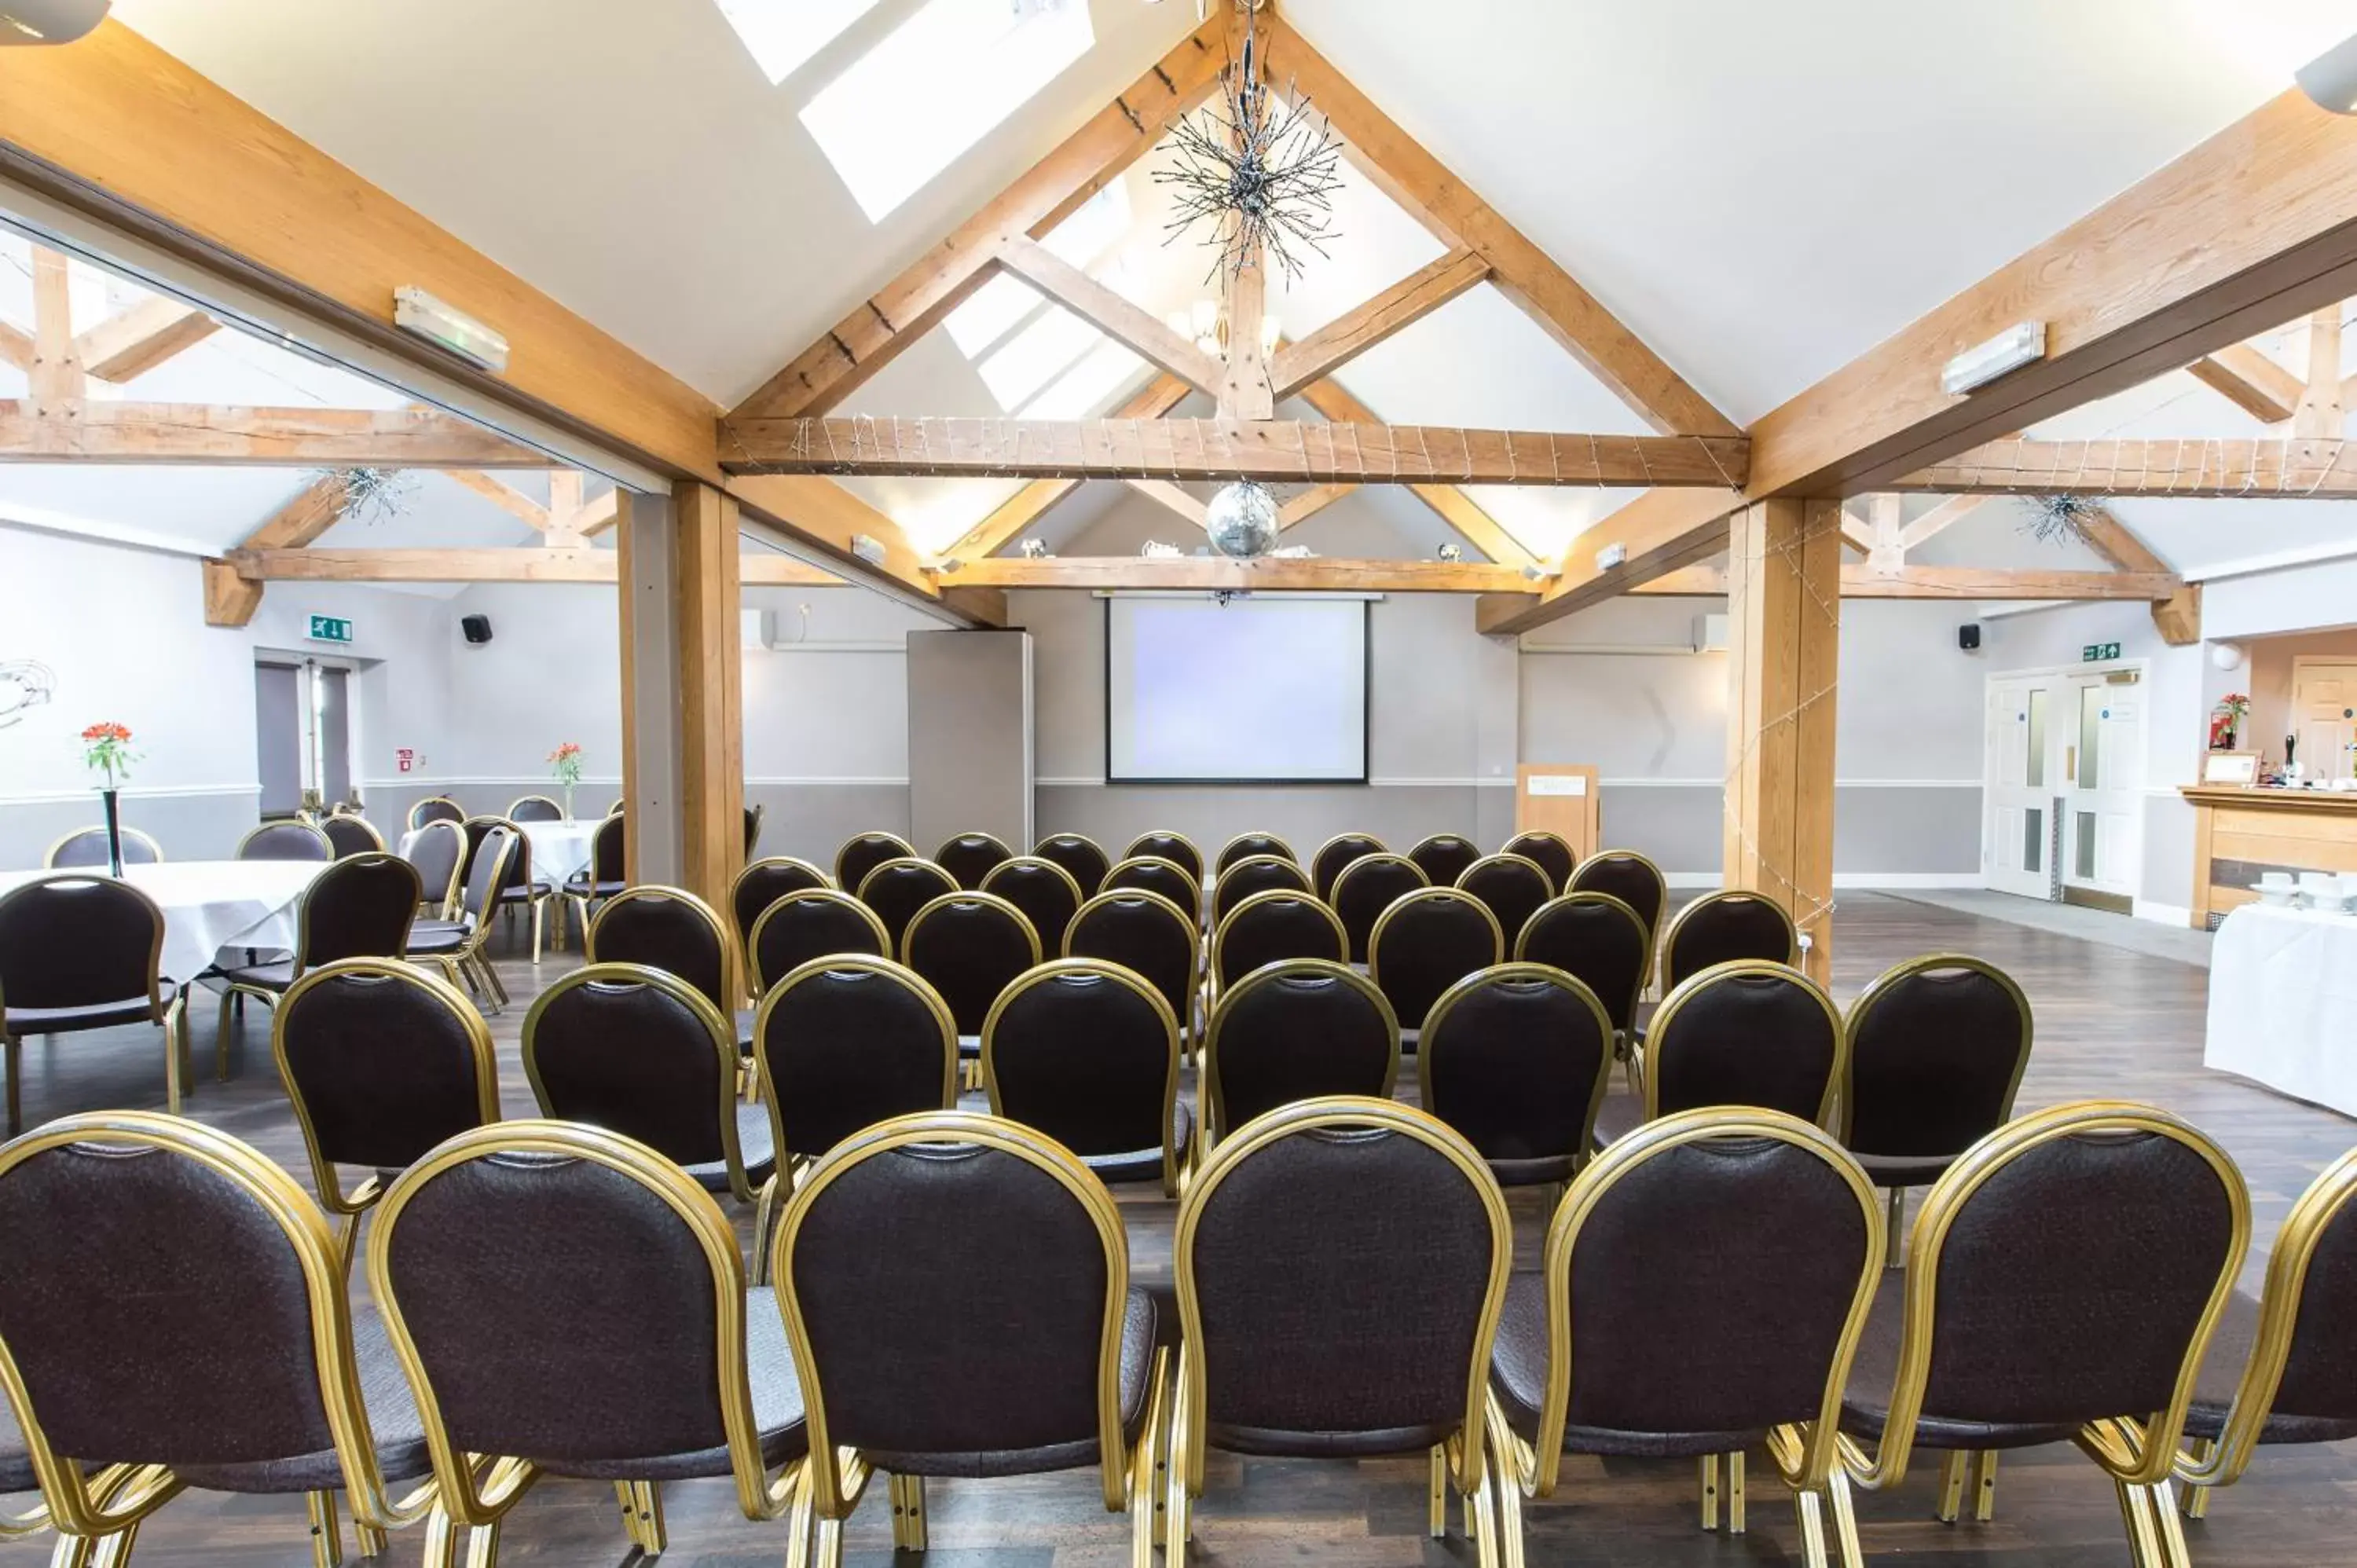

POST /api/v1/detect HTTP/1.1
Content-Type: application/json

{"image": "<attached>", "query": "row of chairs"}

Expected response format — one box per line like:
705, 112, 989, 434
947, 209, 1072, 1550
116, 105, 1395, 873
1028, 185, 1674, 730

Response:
0, 1094, 2344, 1568
44, 815, 389, 868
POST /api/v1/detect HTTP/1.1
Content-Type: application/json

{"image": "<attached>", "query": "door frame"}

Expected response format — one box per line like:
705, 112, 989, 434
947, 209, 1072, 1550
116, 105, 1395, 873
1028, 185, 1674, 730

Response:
1981, 657, 2150, 904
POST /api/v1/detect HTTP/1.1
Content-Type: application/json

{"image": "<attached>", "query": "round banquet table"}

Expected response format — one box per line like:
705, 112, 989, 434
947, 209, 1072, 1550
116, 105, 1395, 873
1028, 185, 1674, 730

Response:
0, 859, 324, 984
398, 819, 606, 886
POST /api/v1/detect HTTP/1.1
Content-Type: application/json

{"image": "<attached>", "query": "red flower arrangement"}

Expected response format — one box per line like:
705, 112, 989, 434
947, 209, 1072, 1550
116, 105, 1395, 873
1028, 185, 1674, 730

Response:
81, 721, 140, 788
548, 742, 585, 786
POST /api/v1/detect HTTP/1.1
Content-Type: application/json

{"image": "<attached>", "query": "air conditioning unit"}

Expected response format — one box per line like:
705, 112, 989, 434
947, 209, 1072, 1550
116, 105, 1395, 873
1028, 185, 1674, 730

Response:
1692, 613, 1729, 654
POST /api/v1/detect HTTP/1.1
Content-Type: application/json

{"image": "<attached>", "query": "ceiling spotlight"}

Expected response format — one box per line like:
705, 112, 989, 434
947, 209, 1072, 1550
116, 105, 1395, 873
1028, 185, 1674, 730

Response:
1435, 542, 1463, 562
1018, 537, 1050, 559
2300, 33, 2357, 113
0, 0, 108, 44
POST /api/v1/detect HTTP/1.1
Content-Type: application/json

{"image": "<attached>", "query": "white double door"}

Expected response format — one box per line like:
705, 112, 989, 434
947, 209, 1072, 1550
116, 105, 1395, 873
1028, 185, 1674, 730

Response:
1984, 667, 2145, 903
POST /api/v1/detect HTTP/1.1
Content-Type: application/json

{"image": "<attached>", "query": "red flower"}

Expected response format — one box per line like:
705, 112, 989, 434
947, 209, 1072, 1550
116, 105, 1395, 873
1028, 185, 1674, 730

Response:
82, 721, 132, 743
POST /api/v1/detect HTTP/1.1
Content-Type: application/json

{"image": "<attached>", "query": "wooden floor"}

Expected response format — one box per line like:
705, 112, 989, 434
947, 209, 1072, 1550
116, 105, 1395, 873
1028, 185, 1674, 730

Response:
5, 891, 2355, 1566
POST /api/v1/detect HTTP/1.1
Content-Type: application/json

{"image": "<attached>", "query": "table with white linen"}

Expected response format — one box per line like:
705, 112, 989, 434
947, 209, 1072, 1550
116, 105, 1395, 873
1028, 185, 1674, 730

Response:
398, 819, 604, 886
0, 860, 324, 984
2205, 902, 2357, 1117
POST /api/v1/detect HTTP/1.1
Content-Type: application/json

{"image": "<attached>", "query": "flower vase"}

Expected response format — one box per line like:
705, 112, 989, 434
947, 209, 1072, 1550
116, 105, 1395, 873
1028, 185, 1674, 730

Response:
101, 785, 123, 877
563, 783, 575, 822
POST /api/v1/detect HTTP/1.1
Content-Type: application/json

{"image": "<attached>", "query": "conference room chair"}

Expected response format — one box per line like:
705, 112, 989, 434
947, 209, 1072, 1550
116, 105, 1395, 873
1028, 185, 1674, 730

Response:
407, 795, 464, 832
1215, 830, 1294, 874
475, 813, 561, 962
239, 818, 335, 862
1501, 830, 1578, 894
586, 885, 735, 1021
560, 811, 629, 942
368, 1121, 809, 1566
44, 824, 163, 868
401, 818, 467, 920
1593, 961, 1846, 1150
836, 831, 918, 897
1067, 888, 1202, 1050
903, 891, 1040, 1086
731, 855, 833, 961
1211, 889, 1347, 993
1569, 850, 1670, 955
1660, 890, 1800, 989
1485, 1108, 1885, 1565
746, 890, 892, 999
406, 826, 519, 1013
1168, 1097, 1511, 1567
1310, 830, 1385, 900
1516, 893, 1652, 1057
2175, 1144, 2357, 1520
321, 813, 387, 858
772, 1111, 1164, 1568
984, 958, 1189, 1196
855, 857, 959, 954
745, 801, 765, 859
749, 954, 956, 1195
1103, 855, 1202, 923
216, 853, 422, 1062
1201, 959, 1398, 1148
522, 963, 773, 1204
1419, 963, 1613, 1192
1034, 831, 1113, 899
934, 830, 1016, 890
1457, 853, 1555, 951
0, 1112, 442, 1566
1367, 887, 1503, 1047
1126, 828, 1204, 885
607, 797, 625, 816
505, 793, 563, 822
1211, 852, 1311, 925
1406, 833, 1481, 888
1839, 954, 2034, 1249
0, 874, 184, 1134
271, 957, 499, 1271
980, 855, 1087, 956
1837, 1102, 2246, 1568
1331, 852, 1428, 965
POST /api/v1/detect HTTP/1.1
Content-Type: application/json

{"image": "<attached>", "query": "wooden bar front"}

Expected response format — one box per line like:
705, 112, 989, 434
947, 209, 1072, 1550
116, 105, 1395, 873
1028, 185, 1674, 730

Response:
2183, 785, 2357, 926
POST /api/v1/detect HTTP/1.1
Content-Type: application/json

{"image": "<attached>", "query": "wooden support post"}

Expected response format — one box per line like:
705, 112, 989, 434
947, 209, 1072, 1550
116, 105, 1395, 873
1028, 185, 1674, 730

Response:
671, 480, 746, 964
1219, 252, 1275, 421
1723, 498, 1841, 984
615, 488, 683, 889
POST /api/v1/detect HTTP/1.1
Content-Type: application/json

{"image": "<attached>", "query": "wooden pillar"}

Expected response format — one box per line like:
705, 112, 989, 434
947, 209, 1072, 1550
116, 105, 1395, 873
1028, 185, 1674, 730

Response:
616, 486, 683, 888
1723, 497, 1841, 984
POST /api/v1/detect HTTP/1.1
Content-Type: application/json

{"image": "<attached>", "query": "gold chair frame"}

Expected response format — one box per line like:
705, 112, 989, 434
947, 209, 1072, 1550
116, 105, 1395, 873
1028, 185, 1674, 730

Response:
1214, 831, 1296, 873
1632, 959, 1849, 1130
405, 833, 515, 1015
1656, 889, 1801, 987
218, 853, 424, 1064
405, 797, 464, 833
1417, 961, 1615, 1178
981, 958, 1186, 1197
1101, 855, 1204, 926
1366, 887, 1504, 1032
1200, 958, 1401, 1149
1208, 852, 1312, 925
832, 833, 917, 894
1123, 829, 1204, 883
586, 883, 737, 1009
745, 890, 892, 998
1211, 888, 1347, 994
0, 874, 187, 1134
42, 825, 165, 869
238, 819, 335, 861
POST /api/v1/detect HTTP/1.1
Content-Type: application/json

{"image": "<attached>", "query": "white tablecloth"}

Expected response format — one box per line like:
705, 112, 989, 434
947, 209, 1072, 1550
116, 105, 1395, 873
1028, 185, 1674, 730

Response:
397, 819, 605, 885
2205, 903, 2357, 1116
0, 860, 323, 984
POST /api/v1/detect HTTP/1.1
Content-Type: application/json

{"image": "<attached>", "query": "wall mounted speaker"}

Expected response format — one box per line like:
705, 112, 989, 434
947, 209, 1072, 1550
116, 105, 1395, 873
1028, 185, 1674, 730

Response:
1958, 623, 1982, 652
460, 614, 494, 645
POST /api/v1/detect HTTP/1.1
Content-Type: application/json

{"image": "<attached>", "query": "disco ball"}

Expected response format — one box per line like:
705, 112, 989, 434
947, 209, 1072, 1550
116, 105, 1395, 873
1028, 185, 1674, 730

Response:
1206, 480, 1279, 559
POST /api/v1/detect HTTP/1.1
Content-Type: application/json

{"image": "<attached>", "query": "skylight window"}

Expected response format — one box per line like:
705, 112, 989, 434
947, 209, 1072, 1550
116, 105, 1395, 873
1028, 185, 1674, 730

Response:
944, 273, 1046, 359
977, 305, 1098, 411
715, 0, 882, 86
801, 0, 1094, 222
1021, 340, 1147, 421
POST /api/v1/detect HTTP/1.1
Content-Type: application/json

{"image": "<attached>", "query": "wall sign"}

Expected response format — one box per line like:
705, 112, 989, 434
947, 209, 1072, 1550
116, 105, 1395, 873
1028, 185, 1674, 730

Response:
308, 614, 354, 645
2081, 642, 2121, 662
394, 747, 415, 775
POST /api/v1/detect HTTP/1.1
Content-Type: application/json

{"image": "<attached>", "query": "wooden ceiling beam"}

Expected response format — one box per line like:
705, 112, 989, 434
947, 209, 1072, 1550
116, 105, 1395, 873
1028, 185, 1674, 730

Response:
929, 555, 1530, 593
1894, 493, 1987, 549
1894, 436, 2357, 496
1617, 560, 2182, 602
72, 297, 218, 381
1292, 375, 1535, 567
2074, 504, 2204, 646
940, 372, 1193, 562
1278, 482, 1357, 529
574, 488, 621, 539
2187, 343, 2303, 423
724, 473, 1003, 626
1124, 478, 1208, 527
0, 399, 549, 465
0, 317, 31, 372
719, 416, 1747, 486
201, 471, 349, 626
224, 545, 838, 586
1475, 485, 1742, 633
996, 240, 1222, 394
444, 468, 552, 530
1270, 249, 1490, 401
729, 14, 1226, 423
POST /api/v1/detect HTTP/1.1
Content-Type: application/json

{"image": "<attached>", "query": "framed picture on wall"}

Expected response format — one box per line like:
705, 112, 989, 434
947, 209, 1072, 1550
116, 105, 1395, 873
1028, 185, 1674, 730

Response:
2201, 751, 2260, 787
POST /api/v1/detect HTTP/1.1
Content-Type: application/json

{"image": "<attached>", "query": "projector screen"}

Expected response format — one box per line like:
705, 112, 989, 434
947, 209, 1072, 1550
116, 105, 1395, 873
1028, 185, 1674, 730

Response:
1105, 596, 1369, 783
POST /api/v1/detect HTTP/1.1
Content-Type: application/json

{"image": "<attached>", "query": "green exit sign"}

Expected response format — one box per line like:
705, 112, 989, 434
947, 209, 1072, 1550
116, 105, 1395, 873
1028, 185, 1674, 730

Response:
2082, 642, 2121, 662
307, 614, 354, 644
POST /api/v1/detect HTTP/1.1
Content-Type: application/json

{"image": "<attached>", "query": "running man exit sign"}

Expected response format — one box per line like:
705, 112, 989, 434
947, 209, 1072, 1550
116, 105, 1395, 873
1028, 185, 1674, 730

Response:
2082, 642, 2120, 662
308, 614, 354, 644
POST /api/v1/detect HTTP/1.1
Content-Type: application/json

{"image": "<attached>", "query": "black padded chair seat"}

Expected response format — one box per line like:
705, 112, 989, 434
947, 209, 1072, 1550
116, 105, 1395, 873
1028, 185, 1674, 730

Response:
405, 922, 471, 957
1851, 1150, 1959, 1189
681, 1106, 776, 1196
1486, 1152, 1581, 1187
2185, 1288, 2357, 1447
1589, 1093, 1644, 1150
172, 1311, 429, 1494
1488, 1273, 1764, 1456
863, 1287, 1158, 1478
1208, 1420, 1459, 1459
563, 876, 628, 899
213, 959, 298, 993
1079, 1103, 1194, 1186
1838, 1271, 2076, 1451
4, 996, 156, 1034
538, 1287, 808, 1482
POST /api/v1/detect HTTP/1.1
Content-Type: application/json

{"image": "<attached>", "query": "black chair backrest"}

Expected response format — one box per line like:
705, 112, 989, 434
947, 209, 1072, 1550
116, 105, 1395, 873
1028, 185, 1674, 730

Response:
1570, 851, 1667, 939
1516, 893, 1651, 1035
275, 959, 494, 1174
1406, 833, 1481, 888
980, 856, 1086, 957
754, 958, 955, 1161
1647, 962, 1844, 1125
2236, 1150, 2357, 1435
1205, 960, 1398, 1139
901, 892, 1041, 1037
299, 853, 422, 970
453, 826, 518, 931
1213, 892, 1347, 991
1420, 965, 1615, 1171
240, 819, 332, 862
321, 815, 384, 858
1104, 856, 1200, 922
1065, 890, 1199, 1029
1367, 888, 1502, 1037
588, 887, 731, 1015
523, 965, 738, 1169
409, 797, 464, 831
935, 832, 1016, 891
856, 859, 961, 957
1033, 833, 1113, 899
1310, 833, 1385, 901
1662, 891, 1798, 987
402, 819, 466, 913
588, 812, 626, 884
1216, 833, 1295, 874
474, 814, 537, 904
1502, 832, 1578, 893
1456, 855, 1554, 949
836, 833, 917, 898
0, 875, 161, 1010
1841, 955, 2033, 1163
1178, 1098, 1507, 1451
744, 802, 764, 859
508, 795, 563, 823
985, 960, 1179, 1161
46, 826, 163, 868
731, 857, 832, 952
1330, 853, 1428, 965
1125, 830, 1204, 885
749, 890, 892, 998
1212, 854, 1311, 925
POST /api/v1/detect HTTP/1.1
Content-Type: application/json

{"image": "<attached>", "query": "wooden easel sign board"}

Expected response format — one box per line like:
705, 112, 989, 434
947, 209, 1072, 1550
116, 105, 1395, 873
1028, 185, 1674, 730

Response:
1517, 764, 1600, 865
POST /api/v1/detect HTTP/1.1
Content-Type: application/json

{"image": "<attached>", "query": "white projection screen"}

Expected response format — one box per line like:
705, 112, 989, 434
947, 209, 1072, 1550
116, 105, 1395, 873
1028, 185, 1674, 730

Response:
1105, 596, 1369, 783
